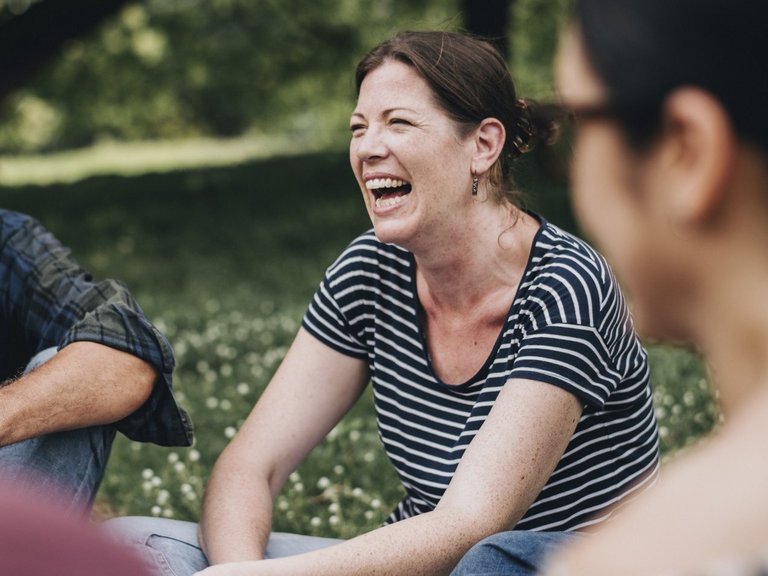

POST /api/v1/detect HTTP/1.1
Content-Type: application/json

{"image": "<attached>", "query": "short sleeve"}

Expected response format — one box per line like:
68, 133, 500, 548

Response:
302, 273, 369, 360
509, 322, 623, 408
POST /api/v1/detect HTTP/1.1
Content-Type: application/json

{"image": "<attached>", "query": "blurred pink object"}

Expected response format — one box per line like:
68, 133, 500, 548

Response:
0, 475, 149, 576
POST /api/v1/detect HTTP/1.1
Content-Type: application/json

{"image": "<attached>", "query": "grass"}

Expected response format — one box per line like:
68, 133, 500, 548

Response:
0, 149, 719, 537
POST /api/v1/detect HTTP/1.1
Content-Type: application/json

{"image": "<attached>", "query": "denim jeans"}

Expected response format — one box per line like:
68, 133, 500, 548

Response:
0, 347, 116, 513
106, 516, 344, 576
450, 531, 579, 576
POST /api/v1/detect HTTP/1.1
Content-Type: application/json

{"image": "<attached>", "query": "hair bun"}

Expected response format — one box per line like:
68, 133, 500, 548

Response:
511, 98, 560, 156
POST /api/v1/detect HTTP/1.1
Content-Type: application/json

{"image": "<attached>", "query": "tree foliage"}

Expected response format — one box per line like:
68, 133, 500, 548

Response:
0, 0, 568, 154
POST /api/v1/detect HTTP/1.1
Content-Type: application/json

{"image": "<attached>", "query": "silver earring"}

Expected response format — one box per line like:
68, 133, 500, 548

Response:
471, 175, 479, 196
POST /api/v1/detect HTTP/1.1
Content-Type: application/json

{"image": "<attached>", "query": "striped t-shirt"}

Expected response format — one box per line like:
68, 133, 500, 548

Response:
302, 218, 660, 531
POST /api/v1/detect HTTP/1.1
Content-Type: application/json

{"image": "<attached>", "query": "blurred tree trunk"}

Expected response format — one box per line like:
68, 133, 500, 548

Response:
0, 0, 131, 103
460, 0, 514, 59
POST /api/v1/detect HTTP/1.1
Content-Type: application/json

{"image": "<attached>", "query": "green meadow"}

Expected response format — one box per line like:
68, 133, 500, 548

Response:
1, 149, 718, 537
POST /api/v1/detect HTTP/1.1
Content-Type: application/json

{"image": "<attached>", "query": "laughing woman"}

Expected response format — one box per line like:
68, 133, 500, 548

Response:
109, 31, 659, 576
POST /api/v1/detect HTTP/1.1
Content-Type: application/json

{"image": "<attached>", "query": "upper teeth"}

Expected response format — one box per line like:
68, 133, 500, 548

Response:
366, 178, 407, 190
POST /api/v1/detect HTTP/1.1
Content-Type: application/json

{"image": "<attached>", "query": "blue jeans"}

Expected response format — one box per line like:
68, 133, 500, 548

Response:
106, 516, 343, 576
0, 347, 116, 513
451, 531, 579, 576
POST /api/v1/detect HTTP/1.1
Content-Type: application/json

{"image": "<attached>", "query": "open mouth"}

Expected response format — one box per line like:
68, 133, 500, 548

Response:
366, 178, 412, 208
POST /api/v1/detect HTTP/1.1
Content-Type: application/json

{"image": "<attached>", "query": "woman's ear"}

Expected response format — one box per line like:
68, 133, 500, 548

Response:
471, 118, 506, 175
654, 88, 737, 226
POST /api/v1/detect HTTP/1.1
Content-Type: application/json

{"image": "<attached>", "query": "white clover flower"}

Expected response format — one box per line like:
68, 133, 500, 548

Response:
174, 461, 186, 473
151, 476, 162, 487
349, 430, 361, 442
310, 517, 322, 528
167, 452, 179, 464
363, 451, 375, 463
351, 487, 363, 498
328, 503, 340, 514
162, 508, 174, 518
237, 383, 250, 395
364, 510, 374, 520
333, 465, 344, 476
293, 482, 304, 493
180, 483, 193, 495
220, 399, 232, 411
329, 515, 339, 526
157, 489, 170, 505
224, 426, 237, 439
205, 397, 219, 409
188, 449, 201, 462
142, 468, 154, 480
370, 498, 381, 509
151, 506, 162, 516
317, 477, 331, 490
289, 472, 301, 483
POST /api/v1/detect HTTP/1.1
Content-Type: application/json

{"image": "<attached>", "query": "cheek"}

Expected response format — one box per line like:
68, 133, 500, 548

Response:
349, 149, 372, 208
572, 156, 693, 341
570, 136, 638, 256
569, 135, 664, 331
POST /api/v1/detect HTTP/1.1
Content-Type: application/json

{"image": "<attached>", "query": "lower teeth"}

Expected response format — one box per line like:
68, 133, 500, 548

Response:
376, 195, 405, 208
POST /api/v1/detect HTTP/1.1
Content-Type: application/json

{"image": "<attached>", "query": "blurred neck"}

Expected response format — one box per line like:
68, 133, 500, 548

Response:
686, 151, 768, 414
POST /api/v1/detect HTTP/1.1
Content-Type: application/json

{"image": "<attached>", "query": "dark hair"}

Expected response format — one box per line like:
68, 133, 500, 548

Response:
355, 31, 557, 207
574, 0, 768, 151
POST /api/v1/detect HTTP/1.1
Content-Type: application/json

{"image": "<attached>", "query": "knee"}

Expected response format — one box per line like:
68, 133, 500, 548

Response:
105, 516, 195, 546
452, 531, 570, 576
104, 517, 208, 575
452, 533, 512, 575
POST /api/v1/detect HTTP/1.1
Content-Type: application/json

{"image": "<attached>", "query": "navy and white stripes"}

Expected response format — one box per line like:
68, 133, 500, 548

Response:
303, 219, 659, 531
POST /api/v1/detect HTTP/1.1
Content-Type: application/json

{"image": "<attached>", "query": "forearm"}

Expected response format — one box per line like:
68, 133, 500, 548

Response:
203, 507, 491, 576
199, 461, 276, 564
0, 341, 155, 445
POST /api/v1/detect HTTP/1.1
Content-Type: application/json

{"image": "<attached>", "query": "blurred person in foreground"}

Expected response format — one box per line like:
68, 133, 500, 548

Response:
109, 31, 659, 575
454, 0, 768, 574
0, 209, 192, 511
0, 473, 149, 575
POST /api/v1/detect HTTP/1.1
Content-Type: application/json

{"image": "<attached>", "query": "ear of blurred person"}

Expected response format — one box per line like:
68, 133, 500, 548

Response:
0, 474, 149, 576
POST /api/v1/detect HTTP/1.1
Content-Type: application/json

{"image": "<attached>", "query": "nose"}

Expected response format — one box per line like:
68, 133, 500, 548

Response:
352, 125, 388, 162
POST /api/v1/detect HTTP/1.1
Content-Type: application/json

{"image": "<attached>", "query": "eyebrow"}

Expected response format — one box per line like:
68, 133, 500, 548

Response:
350, 107, 420, 120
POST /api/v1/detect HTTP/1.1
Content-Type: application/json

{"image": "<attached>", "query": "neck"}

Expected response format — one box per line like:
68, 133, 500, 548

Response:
694, 266, 768, 415
685, 173, 768, 414
414, 207, 538, 313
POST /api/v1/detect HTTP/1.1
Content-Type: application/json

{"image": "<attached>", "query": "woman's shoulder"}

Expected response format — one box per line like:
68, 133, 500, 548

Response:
529, 220, 616, 287
522, 219, 624, 324
325, 229, 412, 278
533, 219, 608, 270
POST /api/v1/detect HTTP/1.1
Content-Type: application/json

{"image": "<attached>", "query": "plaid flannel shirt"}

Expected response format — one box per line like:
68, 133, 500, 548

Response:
0, 209, 192, 446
